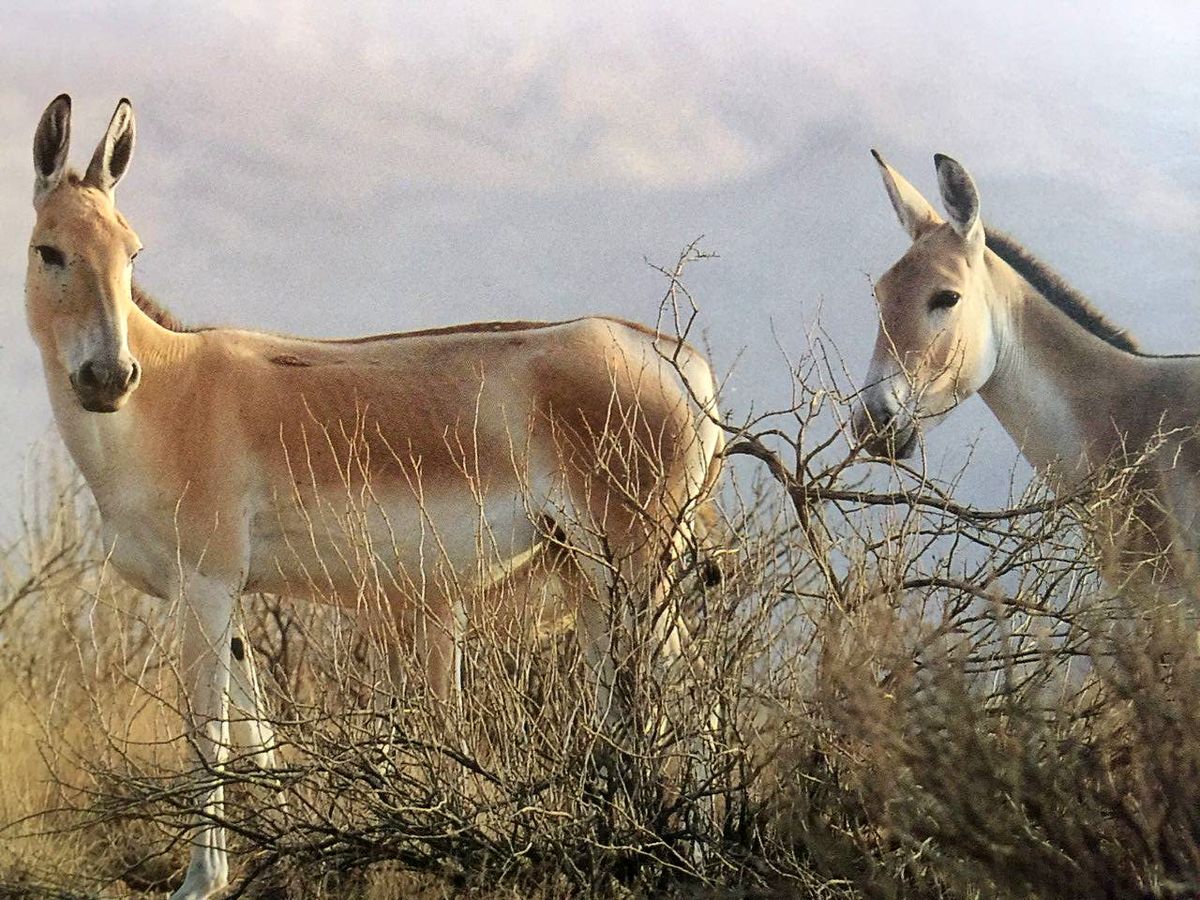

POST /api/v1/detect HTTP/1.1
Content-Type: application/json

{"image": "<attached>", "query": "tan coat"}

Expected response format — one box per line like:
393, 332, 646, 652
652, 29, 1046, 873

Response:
26, 95, 723, 900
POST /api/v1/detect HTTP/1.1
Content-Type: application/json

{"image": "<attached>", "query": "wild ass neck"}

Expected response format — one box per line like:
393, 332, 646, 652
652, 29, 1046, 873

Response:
42, 304, 189, 494
976, 261, 1145, 487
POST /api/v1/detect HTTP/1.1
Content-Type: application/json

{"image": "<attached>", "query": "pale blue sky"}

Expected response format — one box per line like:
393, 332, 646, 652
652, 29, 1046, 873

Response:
1, 1, 1197, 531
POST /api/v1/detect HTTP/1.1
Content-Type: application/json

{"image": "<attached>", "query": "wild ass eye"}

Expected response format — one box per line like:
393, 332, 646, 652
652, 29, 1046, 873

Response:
34, 244, 65, 267
929, 290, 961, 311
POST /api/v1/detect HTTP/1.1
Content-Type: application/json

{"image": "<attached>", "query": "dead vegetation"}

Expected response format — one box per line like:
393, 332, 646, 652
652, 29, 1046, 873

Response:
3, 267, 1200, 899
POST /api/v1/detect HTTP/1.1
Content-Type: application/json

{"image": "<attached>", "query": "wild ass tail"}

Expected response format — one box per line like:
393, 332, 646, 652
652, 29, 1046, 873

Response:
670, 343, 729, 588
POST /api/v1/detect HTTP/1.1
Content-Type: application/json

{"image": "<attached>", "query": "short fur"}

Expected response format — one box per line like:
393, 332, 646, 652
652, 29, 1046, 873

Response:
858, 150, 1200, 608
26, 97, 725, 900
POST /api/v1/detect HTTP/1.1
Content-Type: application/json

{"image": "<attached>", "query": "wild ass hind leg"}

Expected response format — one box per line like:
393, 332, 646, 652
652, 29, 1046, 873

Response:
566, 533, 632, 738
564, 508, 711, 825
564, 509, 685, 741
590, 505, 721, 857
226, 626, 279, 770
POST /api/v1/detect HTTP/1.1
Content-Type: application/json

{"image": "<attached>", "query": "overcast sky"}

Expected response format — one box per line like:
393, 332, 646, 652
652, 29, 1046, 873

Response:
1, 1, 1197, 534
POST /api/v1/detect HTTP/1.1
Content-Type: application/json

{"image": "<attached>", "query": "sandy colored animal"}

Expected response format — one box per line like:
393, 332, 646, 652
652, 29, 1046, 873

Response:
25, 95, 724, 900
854, 150, 1200, 598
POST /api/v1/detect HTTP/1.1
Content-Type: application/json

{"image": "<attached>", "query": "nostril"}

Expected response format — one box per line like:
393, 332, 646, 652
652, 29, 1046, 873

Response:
77, 361, 99, 389
868, 399, 898, 429
852, 406, 870, 438
124, 360, 141, 390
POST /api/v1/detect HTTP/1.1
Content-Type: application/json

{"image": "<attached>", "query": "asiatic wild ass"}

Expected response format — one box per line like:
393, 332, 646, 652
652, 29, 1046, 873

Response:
854, 150, 1200, 599
26, 95, 723, 900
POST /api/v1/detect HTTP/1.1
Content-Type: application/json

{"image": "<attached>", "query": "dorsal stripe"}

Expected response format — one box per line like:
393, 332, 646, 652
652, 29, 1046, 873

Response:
127, 285, 686, 351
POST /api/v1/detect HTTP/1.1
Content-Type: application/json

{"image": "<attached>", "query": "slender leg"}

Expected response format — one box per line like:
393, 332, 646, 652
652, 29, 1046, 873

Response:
381, 596, 455, 703
226, 628, 278, 769
419, 595, 459, 705
571, 549, 628, 734
562, 514, 672, 737
170, 576, 236, 900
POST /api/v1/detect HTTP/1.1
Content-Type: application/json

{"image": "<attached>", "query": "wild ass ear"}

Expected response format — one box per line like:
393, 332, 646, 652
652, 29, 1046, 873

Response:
33, 94, 72, 206
83, 98, 136, 195
872, 149, 941, 239
934, 153, 983, 253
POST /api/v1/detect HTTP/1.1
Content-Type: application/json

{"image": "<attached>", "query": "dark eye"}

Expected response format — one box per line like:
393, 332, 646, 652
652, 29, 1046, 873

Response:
34, 244, 65, 267
930, 290, 961, 311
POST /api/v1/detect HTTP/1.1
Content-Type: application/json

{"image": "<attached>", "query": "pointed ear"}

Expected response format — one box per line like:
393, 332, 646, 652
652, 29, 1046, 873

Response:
934, 153, 983, 252
872, 149, 941, 239
83, 98, 136, 195
33, 94, 72, 205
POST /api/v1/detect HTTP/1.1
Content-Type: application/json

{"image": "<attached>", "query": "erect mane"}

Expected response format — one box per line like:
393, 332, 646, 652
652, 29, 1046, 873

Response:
132, 282, 197, 333
984, 227, 1141, 354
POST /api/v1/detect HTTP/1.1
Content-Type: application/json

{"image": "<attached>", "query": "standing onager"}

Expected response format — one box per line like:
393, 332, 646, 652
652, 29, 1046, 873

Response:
854, 150, 1200, 598
26, 95, 724, 900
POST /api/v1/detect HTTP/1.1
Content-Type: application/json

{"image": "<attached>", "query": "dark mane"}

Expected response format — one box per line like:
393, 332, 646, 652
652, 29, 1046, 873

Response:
984, 227, 1141, 354
132, 282, 197, 333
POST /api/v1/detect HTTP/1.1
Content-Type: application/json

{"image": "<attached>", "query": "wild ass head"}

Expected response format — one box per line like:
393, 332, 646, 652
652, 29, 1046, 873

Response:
27, 95, 143, 413
852, 151, 1002, 459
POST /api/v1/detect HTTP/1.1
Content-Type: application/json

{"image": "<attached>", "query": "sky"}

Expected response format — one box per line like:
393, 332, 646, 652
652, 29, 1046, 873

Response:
0, 1, 1198, 534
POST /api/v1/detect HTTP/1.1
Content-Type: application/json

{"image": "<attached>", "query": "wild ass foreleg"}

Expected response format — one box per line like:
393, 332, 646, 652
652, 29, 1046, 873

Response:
170, 576, 236, 900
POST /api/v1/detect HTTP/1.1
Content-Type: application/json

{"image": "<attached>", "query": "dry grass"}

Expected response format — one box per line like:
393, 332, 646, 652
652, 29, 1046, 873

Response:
4, 426, 1200, 900
4, 281, 1200, 898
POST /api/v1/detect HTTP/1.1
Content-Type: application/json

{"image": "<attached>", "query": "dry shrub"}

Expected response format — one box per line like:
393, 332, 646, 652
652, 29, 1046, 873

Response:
2, 270, 1199, 898
0, 452, 187, 896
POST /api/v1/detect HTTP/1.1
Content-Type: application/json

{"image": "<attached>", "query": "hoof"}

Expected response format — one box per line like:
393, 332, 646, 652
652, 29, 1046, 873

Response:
170, 855, 228, 900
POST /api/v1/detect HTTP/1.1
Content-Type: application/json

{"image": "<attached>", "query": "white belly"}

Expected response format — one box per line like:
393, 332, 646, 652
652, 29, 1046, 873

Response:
244, 485, 542, 603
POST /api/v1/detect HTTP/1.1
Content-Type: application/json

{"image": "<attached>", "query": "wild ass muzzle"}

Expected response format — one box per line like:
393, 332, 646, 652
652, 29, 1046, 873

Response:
854, 149, 1200, 600
26, 95, 724, 900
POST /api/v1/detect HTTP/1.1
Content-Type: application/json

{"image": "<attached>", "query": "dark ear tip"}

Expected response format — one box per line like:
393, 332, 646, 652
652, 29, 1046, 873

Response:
870, 148, 884, 165
118, 97, 133, 108
46, 94, 71, 116
934, 153, 958, 171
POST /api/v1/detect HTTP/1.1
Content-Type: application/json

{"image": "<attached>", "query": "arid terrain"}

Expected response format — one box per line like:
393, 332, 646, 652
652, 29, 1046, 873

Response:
3, 334, 1199, 899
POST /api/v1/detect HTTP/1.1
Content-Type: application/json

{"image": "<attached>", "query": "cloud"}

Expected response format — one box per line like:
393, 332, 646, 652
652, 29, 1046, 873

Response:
4, 1, 1197, 213
0, 0, 1197, 528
